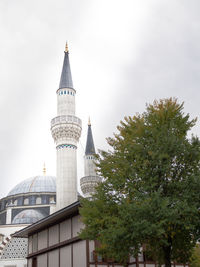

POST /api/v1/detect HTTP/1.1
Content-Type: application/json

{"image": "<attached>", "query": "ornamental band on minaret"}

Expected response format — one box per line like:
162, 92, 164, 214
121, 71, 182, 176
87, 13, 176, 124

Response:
51, 43, 82, 210
80, 119, 102, 198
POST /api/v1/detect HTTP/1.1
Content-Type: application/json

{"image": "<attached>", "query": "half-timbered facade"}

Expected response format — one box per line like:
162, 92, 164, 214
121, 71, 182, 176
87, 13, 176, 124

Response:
13, 201, 188, 267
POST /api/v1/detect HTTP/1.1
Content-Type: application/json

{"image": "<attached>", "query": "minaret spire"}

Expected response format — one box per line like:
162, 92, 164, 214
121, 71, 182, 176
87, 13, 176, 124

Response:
80, 121, 102, 198
85, 118, 95, 155
59, 43, 73, 89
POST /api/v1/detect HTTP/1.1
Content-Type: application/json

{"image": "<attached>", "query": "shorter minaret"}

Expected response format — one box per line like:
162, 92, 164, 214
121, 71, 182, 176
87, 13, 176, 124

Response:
80, 119, 102, 198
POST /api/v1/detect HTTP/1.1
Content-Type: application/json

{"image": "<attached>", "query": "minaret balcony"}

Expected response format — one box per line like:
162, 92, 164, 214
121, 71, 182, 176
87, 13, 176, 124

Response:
51, 115, 82, 144
80, 176, 102, 196
51, 115, 81, 127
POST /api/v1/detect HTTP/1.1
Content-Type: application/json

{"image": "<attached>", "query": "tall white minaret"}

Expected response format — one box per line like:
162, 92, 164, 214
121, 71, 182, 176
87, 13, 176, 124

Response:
51, 43, 82, 210
80, 119, 102, 198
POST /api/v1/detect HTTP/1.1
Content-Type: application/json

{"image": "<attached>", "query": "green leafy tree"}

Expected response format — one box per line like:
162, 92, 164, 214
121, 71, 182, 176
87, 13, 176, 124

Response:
190, 244, 200, 267
79, 98, 200, 267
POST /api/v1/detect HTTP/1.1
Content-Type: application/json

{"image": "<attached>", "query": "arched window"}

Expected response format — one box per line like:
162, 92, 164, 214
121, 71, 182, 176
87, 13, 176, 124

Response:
49, 197, 55, 204
24, 198, 29, 205
36, 197, 42, 205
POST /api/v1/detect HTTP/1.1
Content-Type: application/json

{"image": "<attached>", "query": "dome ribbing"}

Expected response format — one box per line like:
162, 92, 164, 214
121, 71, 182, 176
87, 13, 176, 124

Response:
7, 176, 56, 196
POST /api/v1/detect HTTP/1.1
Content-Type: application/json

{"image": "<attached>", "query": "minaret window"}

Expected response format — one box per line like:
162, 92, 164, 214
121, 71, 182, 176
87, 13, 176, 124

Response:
64, 90, 66, 94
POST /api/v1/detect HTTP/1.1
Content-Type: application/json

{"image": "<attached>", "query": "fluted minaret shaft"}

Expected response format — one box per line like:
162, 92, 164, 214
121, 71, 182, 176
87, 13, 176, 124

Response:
80, 120, 102, 198
51, 44, 82, 210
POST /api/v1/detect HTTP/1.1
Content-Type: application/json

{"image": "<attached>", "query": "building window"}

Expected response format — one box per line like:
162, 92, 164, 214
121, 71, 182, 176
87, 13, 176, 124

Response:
36, 197, 41, 205
49, 197, 55, 204
24, 198, 29, 205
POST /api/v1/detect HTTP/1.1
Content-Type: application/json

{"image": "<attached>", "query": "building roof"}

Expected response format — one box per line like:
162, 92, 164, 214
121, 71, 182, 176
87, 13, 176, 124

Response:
7, 176, 56, 196
59, 51, 74, 89
12, 209, 45, 224
85, 123, 96, 155
13, 201, 80, 237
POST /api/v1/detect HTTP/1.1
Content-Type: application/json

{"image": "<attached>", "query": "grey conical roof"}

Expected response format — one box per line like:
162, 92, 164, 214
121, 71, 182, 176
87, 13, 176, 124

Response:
85, 124, 96, 155
59, 51, 74, 89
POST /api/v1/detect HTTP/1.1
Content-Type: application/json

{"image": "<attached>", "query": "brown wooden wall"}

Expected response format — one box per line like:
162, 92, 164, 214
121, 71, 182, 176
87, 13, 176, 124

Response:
26, 214, 188, 267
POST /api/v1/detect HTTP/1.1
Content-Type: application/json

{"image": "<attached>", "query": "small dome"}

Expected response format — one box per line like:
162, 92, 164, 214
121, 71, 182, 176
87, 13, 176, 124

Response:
12, 209, 45, 224
8, 176, 56, 196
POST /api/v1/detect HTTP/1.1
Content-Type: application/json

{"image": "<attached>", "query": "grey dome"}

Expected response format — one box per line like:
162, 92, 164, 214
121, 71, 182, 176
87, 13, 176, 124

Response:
12, 209, 45, 224
8, 176, 56, 196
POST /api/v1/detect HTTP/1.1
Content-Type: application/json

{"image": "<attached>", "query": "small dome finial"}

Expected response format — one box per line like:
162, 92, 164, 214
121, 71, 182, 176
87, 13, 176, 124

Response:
88, 117, 91, 126
43, 162, 46, 176
65, 42, 69, 52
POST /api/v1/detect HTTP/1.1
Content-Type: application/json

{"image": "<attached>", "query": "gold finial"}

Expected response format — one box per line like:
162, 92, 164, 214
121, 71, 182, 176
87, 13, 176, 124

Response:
88, 117, 91, 126
65, 42, 69, 52
43, 162, 46, 176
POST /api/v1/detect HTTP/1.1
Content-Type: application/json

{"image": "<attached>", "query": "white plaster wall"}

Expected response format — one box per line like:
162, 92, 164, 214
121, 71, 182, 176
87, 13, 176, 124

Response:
84, 156, 96, 177
37, 253, 47, 267
57, 88, 75, 115
60, 219, 71, 241
38, 229, 48, 250
56, 147, 77, 210
49, 225, 59, 246
0, 224, 28, 238
89, 241, 95, 262
0, 258, 27, 267
72, 215, 84, 237
60, 246, 71, 267
73, 240, 86, 267
48, 249, 59, 267
50, 204, 56, 214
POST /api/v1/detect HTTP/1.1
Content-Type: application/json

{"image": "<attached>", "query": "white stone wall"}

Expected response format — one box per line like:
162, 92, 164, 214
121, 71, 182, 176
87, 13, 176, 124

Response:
0, 224, 29, 267
0, 224, 28, 238
56, 145, 77, 210
0, 258, 27, 267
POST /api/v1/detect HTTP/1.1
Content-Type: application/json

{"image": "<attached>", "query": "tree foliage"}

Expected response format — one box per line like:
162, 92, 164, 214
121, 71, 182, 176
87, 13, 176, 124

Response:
190, 244, 200, 267
79, 98, 200, 267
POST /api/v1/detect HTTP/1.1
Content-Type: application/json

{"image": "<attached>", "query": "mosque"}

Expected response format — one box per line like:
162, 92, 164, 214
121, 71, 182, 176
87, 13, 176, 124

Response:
0, 43, 101, 267
0, 44, 189, 267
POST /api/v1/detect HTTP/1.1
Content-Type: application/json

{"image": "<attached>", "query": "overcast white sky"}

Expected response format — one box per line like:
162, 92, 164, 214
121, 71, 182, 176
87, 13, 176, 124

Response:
0, 0, 200, 197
